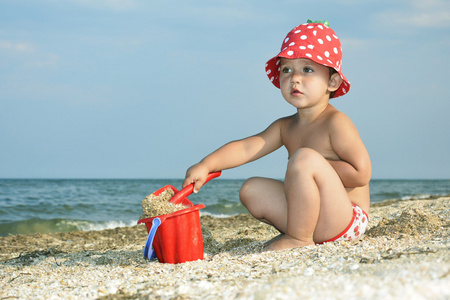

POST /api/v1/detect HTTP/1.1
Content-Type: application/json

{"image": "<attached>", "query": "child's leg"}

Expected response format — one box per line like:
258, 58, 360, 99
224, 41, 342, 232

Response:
240, 147, 354, 251
240, 177, 288, 232
280, 147, 354, 249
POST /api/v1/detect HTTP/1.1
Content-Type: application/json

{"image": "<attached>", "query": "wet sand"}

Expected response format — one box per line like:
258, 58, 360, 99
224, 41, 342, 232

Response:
1, 196, 449, 299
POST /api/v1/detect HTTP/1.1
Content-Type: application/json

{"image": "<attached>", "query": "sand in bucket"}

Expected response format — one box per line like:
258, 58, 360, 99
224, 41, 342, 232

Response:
139, 188, 187, 220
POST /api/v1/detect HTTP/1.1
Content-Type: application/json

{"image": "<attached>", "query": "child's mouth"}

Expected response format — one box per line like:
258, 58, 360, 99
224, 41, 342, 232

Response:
291, 88, 303, 96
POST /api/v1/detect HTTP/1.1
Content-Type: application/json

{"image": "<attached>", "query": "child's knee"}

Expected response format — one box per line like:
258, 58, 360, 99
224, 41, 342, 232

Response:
239, 177, 259, 205
239, 177, 268, 218
287, 148, 323, 171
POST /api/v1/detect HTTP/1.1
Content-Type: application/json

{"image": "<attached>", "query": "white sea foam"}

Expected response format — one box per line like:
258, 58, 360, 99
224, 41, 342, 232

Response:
77, 220, 138, 232
199, 211, 239, 218
401, 194, 432, 201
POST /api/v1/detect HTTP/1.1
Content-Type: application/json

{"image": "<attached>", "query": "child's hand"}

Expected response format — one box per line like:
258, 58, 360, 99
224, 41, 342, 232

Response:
182, 163, 210, 193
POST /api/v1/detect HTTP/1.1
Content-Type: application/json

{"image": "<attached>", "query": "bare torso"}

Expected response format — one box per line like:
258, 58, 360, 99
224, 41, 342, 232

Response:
279, 105, 370, 213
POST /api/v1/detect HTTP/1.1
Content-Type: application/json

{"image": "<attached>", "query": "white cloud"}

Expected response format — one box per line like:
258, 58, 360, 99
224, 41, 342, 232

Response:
0, 40, 59, 69
376, 0, 450, 29
0, 40, 34, 53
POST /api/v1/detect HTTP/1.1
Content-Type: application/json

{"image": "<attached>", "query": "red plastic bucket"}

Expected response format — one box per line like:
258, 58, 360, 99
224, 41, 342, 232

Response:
138, 185, 205, 264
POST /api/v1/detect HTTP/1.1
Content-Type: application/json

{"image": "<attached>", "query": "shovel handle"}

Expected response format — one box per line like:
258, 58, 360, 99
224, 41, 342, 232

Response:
170, 171, 222, 204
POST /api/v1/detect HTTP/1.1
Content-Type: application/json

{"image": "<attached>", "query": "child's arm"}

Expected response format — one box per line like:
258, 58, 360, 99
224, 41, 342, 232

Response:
328, 112, 372, 188
183, 119, 285, 192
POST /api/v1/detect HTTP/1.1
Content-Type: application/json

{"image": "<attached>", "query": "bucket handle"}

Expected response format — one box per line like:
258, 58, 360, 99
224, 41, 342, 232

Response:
143, 217, 163, 260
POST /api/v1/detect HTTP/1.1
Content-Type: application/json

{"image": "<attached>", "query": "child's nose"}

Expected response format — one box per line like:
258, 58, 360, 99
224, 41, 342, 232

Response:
290, 71, 302, 84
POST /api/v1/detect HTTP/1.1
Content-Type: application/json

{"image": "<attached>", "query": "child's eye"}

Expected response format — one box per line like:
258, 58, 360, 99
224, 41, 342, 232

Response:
281, 67, 292, 73
303, 67, 313, 73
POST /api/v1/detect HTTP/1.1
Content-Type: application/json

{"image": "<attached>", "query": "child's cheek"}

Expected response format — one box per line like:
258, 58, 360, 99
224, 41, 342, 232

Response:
280, 77, 290, 91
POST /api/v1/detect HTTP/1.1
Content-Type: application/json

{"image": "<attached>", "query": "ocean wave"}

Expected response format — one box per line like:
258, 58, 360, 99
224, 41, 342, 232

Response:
400, 194, 432, 200
200, 211, 240, 218
0, 218, 138, 237
77, 220, 138, 231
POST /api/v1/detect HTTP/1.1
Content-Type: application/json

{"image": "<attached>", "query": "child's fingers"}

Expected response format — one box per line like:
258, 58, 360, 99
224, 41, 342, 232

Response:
193, 177, 205, 193
183, 164, 209, 191
182, 173, 197, 188
182, 177, 192, 188
182, 174, 204, 192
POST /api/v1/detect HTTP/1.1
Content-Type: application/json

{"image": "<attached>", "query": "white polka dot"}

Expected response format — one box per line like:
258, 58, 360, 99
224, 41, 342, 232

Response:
318, 39, 323, 44
307, 45, 314, 49
270, 77, 274, 82
326, 35, 331, 41
318, 25, 323, 29
342, 88, 347, 93
324, 51, 330, 57
267, 69, 272, 75
299, 46, 306, 50
301, 35, 307, 40
287, 50, 294, 56
289, 42, 295, 46
317, 55, 323, 60
334, 47, 338, 54
306, 53, 312, 58
294, 30, 301, 33
327, 59, 333, 64
276, 60, 280, 65
307, 26, 314, 29
313, 30, 317, 36
333, 34, 338, 39
284, 37, 289, 43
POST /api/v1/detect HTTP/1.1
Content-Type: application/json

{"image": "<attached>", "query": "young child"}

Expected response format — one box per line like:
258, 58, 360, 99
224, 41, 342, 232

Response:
183, 20, 372, 251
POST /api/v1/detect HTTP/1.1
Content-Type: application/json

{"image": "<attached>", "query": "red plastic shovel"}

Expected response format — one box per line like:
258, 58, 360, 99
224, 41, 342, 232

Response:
169, 171, 222, 204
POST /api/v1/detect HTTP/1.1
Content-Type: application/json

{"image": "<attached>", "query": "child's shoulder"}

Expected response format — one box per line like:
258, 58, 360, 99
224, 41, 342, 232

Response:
265, 114, 298, 134
273, 113, 297, 125
325, 105, 358, 131
325, 105, 352, 123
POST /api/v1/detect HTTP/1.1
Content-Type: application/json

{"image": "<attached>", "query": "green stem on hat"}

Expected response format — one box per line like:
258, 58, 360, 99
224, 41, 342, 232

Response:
306, 19, 329, 26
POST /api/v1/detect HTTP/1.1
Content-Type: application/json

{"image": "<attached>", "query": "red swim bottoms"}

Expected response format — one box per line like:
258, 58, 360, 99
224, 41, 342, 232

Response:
319, 204, 369, 244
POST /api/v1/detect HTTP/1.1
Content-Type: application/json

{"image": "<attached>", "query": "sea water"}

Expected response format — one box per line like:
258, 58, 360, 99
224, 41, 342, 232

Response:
0, 178, 449, 236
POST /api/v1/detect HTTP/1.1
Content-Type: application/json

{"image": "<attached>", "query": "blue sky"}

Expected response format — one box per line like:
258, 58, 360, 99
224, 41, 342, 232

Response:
1, 0, 449, 179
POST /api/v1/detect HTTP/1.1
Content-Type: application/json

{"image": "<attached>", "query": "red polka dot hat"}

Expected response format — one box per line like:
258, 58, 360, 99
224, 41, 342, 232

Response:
265, 20, 350, 98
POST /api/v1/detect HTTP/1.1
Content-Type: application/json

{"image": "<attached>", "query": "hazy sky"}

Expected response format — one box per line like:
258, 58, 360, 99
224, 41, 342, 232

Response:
1, 0, 449, 179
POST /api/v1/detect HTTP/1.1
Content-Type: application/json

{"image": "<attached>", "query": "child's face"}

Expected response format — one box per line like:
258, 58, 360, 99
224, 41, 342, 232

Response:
279, 58, 340, 109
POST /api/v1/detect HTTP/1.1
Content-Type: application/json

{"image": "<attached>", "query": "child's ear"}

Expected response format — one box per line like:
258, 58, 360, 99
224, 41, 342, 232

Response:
328, 73, 343, 92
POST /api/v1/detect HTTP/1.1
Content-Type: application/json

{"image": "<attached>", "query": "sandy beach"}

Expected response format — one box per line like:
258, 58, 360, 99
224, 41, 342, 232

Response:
1, 196, 449, 299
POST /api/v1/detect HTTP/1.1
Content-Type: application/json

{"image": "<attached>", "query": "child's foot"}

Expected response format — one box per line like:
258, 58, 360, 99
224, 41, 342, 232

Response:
263, 233, 284, 248
263, 235, 314, 251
